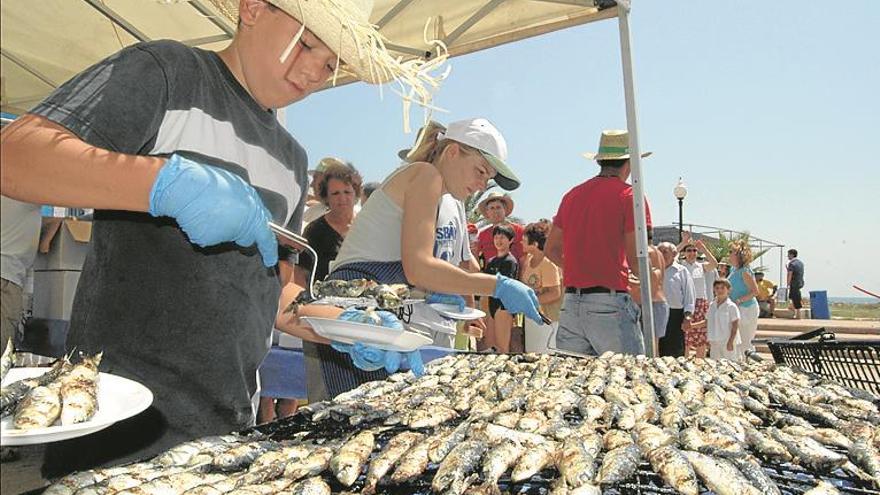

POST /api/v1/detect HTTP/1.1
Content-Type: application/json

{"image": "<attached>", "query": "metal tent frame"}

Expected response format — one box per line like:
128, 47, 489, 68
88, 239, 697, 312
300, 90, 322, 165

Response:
616, 0, 655, 355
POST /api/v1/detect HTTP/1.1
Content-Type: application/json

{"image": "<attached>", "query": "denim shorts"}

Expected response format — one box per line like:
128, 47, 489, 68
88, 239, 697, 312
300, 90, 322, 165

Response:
556, 292, 645, 356
652, 301, 669, 340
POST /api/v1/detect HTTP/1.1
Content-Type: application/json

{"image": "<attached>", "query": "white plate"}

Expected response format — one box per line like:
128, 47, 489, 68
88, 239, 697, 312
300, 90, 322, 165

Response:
1, 368, 153, 446
429, 303, 486, 320
302, 317, 432, 352
311, 296, 425, 309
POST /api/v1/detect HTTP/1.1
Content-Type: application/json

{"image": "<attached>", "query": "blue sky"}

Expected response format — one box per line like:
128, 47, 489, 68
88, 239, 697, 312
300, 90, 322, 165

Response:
287, 1, 880, 298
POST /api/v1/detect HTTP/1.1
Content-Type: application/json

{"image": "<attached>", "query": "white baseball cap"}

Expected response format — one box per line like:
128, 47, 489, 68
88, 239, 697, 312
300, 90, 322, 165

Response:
440, 118, 520, 191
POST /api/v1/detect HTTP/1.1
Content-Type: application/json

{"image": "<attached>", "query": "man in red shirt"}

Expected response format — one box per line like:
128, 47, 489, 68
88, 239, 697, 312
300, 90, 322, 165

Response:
545, 130, 652, 356
476, 192, 524, 267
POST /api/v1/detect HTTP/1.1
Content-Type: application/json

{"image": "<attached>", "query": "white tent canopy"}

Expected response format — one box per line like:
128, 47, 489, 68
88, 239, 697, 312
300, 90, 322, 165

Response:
0, 0, 656, 354
1, 0, 616, 115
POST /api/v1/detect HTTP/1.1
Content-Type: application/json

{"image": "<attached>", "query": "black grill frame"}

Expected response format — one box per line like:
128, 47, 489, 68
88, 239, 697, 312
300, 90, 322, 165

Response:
767, 328, 880, 396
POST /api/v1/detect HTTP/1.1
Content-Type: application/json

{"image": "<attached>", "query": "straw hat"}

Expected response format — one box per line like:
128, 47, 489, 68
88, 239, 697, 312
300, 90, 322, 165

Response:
582, 130, 652, 161
210, 0, 446, 95
478, 191, 514, 217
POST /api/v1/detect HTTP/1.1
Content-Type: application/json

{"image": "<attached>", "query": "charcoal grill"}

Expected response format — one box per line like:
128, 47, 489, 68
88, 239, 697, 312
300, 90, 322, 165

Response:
766, 328, 880, 397
250, 402, 880, 495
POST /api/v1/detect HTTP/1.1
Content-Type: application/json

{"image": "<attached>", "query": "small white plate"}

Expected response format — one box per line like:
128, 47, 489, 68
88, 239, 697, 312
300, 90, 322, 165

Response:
429, 303, 486, 320
1, 368, 153, 446
302, 317, 432, 352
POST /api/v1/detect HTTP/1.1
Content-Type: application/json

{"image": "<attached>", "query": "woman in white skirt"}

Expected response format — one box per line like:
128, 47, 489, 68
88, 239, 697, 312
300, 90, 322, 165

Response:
726, 239, 760, 358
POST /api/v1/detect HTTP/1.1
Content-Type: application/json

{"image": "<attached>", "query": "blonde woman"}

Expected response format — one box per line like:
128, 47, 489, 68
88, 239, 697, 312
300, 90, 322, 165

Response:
727, 239, 760, 358
302, 118, 541, 400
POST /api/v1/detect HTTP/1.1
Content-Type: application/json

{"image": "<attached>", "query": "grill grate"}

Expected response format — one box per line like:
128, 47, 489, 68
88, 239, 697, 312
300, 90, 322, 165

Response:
768, 331, 880, 396
251, 404, 880, 495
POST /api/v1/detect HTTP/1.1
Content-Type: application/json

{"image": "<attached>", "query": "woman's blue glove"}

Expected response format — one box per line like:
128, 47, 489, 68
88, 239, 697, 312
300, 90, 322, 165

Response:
426, 293, 466, 312
149, 154, 278, 267
330, 341, 385, 371
331, 309, 424, 376
337, 309, 404, 329
380, 348, 424, 376
493, 274, 542, 323
330, 343, 425, 376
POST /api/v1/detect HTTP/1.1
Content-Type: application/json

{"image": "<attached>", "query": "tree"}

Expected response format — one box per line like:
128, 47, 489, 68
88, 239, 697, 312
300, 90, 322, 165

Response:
702, 231, 770, 270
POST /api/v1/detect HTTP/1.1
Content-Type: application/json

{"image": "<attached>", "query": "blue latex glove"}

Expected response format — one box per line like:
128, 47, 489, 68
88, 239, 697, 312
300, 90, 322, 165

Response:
149, 154, 278, 267
426, 293, 466, 313
330, 342, 425, 376
331, 342, 385, 371
493, 274, 542, 323
332, 310, 424, 376
337, 309, 404, 330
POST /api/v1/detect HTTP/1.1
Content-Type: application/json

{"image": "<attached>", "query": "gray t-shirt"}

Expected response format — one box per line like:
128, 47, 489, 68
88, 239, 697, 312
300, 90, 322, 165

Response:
0, 196, 41, 288
787, 258, 805, 288
32, 41, 307, 470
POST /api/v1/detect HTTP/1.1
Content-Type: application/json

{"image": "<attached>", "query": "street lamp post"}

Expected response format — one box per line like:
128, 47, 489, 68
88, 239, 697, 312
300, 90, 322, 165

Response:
673, 178, 688, 242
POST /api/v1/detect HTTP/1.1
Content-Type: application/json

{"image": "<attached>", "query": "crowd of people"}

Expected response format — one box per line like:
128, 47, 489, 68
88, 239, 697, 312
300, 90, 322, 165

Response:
286, 126, 812, 372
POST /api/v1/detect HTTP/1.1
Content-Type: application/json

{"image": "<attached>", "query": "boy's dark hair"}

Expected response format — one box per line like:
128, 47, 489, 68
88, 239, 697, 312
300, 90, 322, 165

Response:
713, 278, 732, 289
754, 271, 764, 276
788, 248, 798, 257
524, 224, 547, 250
596, 158, 628, 169
492, 224, 515, 241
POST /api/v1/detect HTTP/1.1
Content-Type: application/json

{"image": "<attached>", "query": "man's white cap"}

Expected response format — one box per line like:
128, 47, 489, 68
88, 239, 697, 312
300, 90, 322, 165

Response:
440, 118, 520, 191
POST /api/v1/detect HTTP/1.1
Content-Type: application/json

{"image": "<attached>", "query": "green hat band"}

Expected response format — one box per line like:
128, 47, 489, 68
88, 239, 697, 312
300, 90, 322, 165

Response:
598, 146, 629, 154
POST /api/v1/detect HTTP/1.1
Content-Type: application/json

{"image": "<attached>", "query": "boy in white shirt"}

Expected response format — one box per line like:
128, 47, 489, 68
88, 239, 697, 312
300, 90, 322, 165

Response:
693, 278, 742, 361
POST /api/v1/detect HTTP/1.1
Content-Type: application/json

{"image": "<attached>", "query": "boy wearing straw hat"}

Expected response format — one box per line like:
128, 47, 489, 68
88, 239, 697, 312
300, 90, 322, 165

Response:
1, 0, 443, 475
545, 130, 652, 356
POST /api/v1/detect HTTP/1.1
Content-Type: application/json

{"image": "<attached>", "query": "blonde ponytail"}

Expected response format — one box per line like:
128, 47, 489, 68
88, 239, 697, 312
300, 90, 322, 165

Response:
403, 121, 447, 163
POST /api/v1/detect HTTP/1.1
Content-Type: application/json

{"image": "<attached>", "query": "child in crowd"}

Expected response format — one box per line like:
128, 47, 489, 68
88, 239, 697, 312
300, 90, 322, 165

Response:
483, 224, 519, 352
520, 222, 562, 352
693, 278, 742, 361
521, 223, 562, 321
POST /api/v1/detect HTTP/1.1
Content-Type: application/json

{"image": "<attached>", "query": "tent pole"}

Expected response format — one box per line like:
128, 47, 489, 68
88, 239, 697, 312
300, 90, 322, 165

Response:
617, 0, 655, 357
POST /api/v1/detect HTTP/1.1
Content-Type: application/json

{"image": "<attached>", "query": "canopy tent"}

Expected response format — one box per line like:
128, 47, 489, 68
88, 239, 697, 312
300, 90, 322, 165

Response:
0, 0, 656, 354
1, 0, 617, 114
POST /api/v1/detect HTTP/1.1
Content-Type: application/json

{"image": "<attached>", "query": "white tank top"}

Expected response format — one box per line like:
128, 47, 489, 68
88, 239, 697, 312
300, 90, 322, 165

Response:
329, 165, 411, 272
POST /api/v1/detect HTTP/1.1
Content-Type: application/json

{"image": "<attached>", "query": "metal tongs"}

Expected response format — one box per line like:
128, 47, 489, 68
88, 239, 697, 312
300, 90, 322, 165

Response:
269, 222, 319, 311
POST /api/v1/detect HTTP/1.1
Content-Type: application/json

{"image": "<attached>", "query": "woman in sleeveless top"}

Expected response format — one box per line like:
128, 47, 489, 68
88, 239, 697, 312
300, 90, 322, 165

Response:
303, 118, 543, 401
727, 239, 759, 359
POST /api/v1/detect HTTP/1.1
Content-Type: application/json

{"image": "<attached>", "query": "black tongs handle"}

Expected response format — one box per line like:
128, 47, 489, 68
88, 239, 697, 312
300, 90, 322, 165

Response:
539, 312, 553, 326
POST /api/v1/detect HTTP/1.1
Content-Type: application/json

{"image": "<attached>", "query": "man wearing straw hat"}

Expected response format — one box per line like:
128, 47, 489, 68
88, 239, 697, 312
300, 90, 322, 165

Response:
545, 130, 652, 356
476, 192, 524, 265
1, 0, 444, 475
